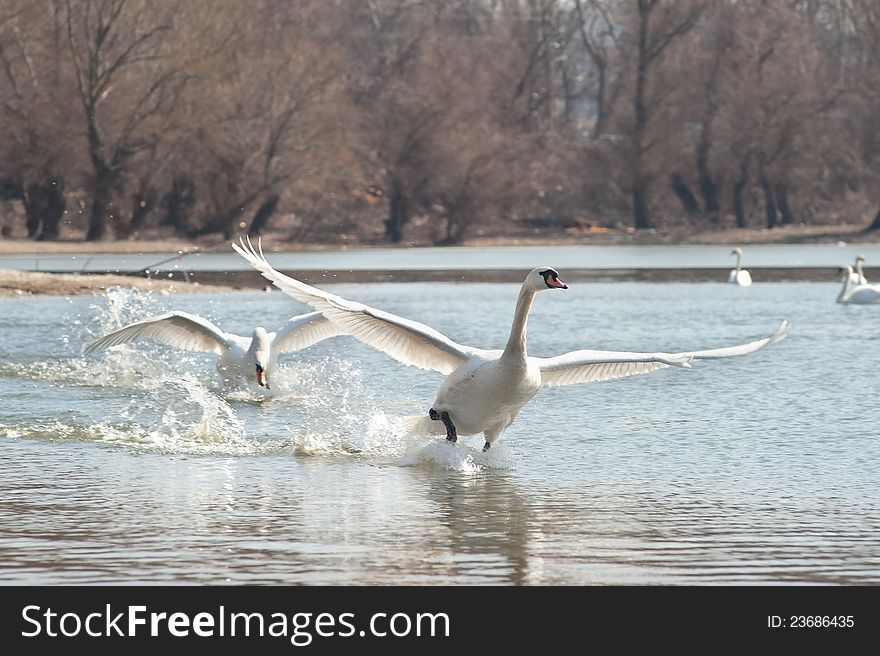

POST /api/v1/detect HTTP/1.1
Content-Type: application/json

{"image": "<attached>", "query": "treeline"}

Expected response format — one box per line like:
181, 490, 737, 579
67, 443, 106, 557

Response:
2, 0, 880, 244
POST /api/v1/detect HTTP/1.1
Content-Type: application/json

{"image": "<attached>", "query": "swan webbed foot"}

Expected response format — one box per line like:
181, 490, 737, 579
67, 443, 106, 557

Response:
482, 442, 491, 452
429, 408, 457, 443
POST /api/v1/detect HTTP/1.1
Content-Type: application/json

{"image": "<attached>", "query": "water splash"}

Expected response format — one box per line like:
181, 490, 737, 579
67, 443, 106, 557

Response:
361, 411, 518, 472
81, 286, 161, 345
5, 286, 518, 469
273, 358, 374, 456
0, 373, 292, 456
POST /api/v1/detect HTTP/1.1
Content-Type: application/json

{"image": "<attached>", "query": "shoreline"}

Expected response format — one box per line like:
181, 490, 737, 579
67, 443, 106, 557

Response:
1, 224, 871, 296
1, 223, 878, 256
0, 269, 234, 297
1, 266, 850, 297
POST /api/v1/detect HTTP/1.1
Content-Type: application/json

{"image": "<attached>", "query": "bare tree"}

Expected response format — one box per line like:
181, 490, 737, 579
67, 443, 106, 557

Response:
65, 0, 186, 240
627, 0, 705, 230
0, 0, 74, 240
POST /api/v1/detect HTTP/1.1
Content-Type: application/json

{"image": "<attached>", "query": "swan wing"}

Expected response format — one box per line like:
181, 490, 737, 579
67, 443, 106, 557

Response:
84, 311, 235, 355
232, 238, 478, 374
538, 321, 789, 387
678, 320, 789, 359
272, 311, 343, 353
537, 351, 690, 387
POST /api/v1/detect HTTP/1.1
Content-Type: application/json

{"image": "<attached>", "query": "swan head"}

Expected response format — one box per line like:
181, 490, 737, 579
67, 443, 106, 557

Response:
252, 327, 271, 388
855, 255, 865, 264
838, 265, 853, 280
524, 267, 568, 292
731, 247, 743, 257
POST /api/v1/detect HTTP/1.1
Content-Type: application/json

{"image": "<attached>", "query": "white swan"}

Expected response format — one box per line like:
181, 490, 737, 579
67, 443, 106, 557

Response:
849, 255, 868, 285
84, 310, 340, 388
233, 238, 789, 450
836, 265, 880, 305
728, 247, 752, 286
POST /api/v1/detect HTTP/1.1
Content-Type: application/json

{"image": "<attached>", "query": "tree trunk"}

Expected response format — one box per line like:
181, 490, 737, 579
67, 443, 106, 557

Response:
85, 98, 116, 241
118, 190, 157, 239
247, 194, 280, 237
631, 6, 652, 230
24, 178, 66, 240
36, 179, 66, 241
438, 199, 466, 246
86, 181, 113, 241
633, 181, 652, 230
775, 183, 795, 225
732, 155, 750, 229
22, 182, 42, 238
1, 180, 22, 237
696, 141, 720, 221
160, 177, 196, 236
671, 174, 700, 216
593, 61, 607, 139
758, 173, 777, 230
438, 209, 458, 246
195, 197, 252, 239
383, 178, 409, 243
220, 207, 244, 240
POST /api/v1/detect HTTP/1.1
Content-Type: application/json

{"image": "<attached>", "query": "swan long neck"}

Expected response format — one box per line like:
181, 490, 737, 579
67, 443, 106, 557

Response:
250, 328, 271, 366
838, 270, 851, 302
856, 259, 865, 280
735, 251, 742, 272
503, 285, 537, 357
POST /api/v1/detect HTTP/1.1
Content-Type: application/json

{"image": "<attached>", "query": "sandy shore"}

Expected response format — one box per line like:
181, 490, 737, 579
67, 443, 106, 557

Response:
0, 269, 234, 297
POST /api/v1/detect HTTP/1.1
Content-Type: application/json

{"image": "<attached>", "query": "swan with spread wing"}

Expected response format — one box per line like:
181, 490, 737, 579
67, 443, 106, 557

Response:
85, 310, 340, 388
234, 238, 789, 449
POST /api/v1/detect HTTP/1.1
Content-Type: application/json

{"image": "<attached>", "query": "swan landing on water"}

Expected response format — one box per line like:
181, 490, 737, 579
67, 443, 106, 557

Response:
234, 238, 789, 451
84, 310, 340, 388
728, 247, 752, 286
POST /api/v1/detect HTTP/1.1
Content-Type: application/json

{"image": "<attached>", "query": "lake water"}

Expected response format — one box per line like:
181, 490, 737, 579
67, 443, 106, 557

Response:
3, 242, 880, 272
1, 278, 878, 584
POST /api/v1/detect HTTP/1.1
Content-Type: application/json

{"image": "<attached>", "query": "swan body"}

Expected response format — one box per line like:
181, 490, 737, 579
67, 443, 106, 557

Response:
837, 265, 880, 305
234, 238, 789, 449
728, 247, 752, 286
84, 310, 340, 388
849, 256, 868, 285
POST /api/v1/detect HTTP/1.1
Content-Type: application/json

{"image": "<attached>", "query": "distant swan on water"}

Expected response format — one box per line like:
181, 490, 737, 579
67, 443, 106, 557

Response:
85, 310, 340, 388
233, 237, 789, 451
836, 265, 880, 305
849, 255, 868, 285
728, 247, 752, 286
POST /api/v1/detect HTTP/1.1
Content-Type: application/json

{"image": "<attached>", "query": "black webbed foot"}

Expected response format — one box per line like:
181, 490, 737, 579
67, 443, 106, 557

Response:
429, 408, 457, 443
482, 442, 491, 452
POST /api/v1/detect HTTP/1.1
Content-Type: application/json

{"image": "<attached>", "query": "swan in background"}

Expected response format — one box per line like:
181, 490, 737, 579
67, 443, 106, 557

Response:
836, 265, 880, 305
85, 310, 340, 388
728, 247, 752, 286
850, 255, 868, 285
234, 238, 789, 451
